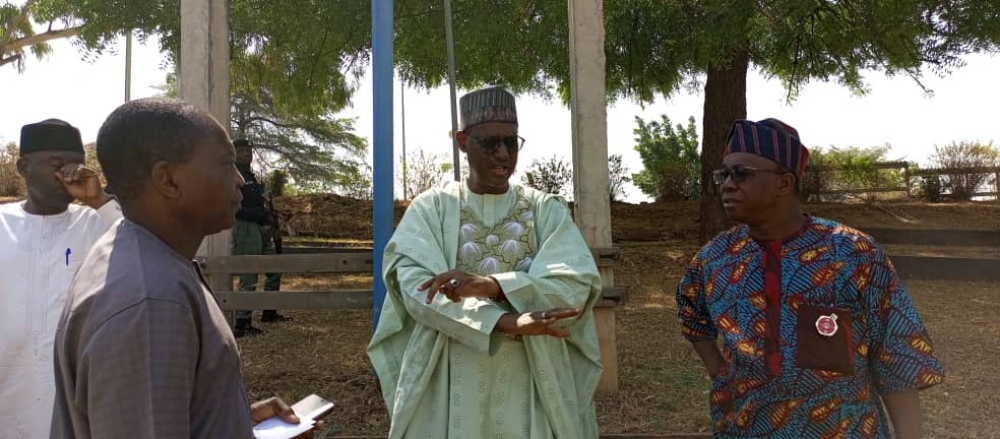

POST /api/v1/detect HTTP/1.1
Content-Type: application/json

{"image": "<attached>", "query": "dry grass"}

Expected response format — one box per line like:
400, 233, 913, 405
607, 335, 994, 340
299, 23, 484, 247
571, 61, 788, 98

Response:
237, 198, 1000, 436
238, 274, 389, 435
907, 280, 1000, 439
808, 201, 1000, 231
5, 193, 995, 436
593, 241, 710, 433
239, 237, 1000, 437
238, 308, 387, 435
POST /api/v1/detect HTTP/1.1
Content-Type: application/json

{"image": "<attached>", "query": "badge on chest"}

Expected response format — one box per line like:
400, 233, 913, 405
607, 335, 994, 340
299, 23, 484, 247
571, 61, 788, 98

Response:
815, 313, 839, 337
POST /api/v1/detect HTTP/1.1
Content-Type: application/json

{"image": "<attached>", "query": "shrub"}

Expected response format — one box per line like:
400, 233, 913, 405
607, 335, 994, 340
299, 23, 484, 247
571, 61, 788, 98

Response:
522, 155, 573, 196
608, 154, 631, 201
929, 141, 999, 201
0, 143, 23, 197
631, 115, 700, 201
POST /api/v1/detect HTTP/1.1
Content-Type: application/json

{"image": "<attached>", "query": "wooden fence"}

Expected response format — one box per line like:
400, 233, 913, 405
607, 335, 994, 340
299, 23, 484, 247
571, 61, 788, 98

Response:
806, 161, 1000, 200
200, 247, 628, 311
906, 166, 1000, 199
202, 226, 1000, 309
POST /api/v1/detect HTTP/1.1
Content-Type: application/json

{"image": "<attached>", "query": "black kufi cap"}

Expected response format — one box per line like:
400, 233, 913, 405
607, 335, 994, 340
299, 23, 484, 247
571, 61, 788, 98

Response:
19, 119, 84, 155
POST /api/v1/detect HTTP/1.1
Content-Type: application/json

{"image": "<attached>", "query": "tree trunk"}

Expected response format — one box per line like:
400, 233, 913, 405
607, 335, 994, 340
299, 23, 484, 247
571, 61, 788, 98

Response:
699, 49, 750, 243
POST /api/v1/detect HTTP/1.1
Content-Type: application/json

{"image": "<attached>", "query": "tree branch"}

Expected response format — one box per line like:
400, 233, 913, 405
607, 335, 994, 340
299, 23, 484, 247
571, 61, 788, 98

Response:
0, 53, 23, 68
1, 0, 36, 48
246, 115, 301, 130
5, 26, 84, 53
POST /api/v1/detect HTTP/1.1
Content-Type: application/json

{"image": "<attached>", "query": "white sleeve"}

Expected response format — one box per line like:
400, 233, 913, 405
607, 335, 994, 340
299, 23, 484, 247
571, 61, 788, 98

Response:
94, 199, 124, 225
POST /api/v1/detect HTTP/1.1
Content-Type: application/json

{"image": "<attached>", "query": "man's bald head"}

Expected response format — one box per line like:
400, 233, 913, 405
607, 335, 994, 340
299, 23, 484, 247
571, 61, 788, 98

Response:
96, 98, 229, 202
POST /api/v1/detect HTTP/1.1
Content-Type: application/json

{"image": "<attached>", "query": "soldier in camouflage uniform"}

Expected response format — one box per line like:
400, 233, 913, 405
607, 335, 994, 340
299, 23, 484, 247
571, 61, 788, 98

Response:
232, 139, 289, 337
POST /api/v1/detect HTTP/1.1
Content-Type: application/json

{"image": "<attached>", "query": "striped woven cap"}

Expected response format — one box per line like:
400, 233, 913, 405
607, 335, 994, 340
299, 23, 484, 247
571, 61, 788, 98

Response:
459, 86, 518, 130
725, 118, 809, 178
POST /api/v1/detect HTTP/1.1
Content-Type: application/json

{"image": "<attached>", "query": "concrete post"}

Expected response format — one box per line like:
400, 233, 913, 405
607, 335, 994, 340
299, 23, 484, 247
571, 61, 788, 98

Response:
567, 0, 617, 394
179, 0, 232, 294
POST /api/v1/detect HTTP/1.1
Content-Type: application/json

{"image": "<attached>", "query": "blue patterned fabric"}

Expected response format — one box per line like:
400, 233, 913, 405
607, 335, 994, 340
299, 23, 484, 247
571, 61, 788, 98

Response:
677, 216, 945, 438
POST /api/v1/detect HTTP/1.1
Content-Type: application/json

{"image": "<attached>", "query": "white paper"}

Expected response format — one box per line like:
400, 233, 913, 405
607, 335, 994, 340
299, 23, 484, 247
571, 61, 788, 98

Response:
253, 418, 315, 439
253, 395, 334, 439
295, 401, 334, 421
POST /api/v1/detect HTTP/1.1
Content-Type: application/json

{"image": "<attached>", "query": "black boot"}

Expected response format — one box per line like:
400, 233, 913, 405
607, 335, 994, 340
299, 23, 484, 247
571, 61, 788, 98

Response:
261, 310, 292, 323
234, 320, 263, 338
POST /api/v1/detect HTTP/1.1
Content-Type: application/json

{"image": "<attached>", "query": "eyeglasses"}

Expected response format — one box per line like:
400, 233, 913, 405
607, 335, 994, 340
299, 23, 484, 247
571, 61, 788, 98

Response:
712, 164, 787, 185
469, 135, 525, 155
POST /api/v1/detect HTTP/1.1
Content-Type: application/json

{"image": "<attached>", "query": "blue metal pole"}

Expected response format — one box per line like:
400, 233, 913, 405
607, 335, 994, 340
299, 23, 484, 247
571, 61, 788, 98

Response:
372, 0, 394, 329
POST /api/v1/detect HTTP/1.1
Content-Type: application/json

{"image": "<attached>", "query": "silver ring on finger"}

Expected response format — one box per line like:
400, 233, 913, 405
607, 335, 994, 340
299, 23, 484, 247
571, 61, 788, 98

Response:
448, 279, 460, 288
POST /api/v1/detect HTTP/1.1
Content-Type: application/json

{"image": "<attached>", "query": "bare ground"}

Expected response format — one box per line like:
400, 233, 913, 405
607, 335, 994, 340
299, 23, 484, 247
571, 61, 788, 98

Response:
240, 240, 1000, 437
236, 197, 1000, 437
5, 195, 996, 436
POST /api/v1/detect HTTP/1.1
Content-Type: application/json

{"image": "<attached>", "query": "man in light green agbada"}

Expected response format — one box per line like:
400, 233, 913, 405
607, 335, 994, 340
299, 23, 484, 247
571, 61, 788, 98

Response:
367, 86, 603, 438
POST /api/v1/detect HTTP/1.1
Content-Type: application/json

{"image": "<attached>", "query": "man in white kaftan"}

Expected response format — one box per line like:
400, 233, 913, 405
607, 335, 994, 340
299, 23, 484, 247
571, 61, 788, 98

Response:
0, 119, 122, 438
368, 87, 604, 438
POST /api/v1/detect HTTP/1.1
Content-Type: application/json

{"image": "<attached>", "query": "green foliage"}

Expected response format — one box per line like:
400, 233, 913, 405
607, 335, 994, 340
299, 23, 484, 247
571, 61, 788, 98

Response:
8, 0, 999, 217
0, 1, 54, 71
267, 169, 289, 197
337, 161, 373, 200
224, 2, 369, 121
521, 155, 573, 196
394, 1, 567, 98
806, 145, 904, 202
608, 154, 630, 202
5, 0, 370, 133
920, 174, 944, 203
230, 88, 368, 188
8, 0, 374, 198
929, 140, 999, 201
2, 0, 176, 71
800, 149, 833, 202
156, 71, 368, 192
391, 0, 999, 238
631, 115, 700, 201
391, 1, 1000, 104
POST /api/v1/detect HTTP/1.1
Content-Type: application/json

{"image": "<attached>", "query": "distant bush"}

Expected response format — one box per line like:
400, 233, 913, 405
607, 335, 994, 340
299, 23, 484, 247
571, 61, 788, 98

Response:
341, 162, 373, 200
803, 145, 904, 203
920, 174, 944, 202
0, 143, 24, 197
929, 141, 999, 201
522, 155, 573, 196
608, 154, 631, 202
800, 150, 834, 202
631, 115, 700, 201
267, 170, 289, 197
399, 149, 453, 199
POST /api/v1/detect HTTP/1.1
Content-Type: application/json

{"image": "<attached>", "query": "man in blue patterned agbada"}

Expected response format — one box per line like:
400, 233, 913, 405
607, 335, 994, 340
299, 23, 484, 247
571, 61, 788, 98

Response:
676, 119, 944, 439
368, 86, 603, 438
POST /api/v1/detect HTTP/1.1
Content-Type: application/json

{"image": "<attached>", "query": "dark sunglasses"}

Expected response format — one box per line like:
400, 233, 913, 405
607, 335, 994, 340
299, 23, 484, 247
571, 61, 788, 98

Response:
469, 135, 525, 155
712, 164, 787, 185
